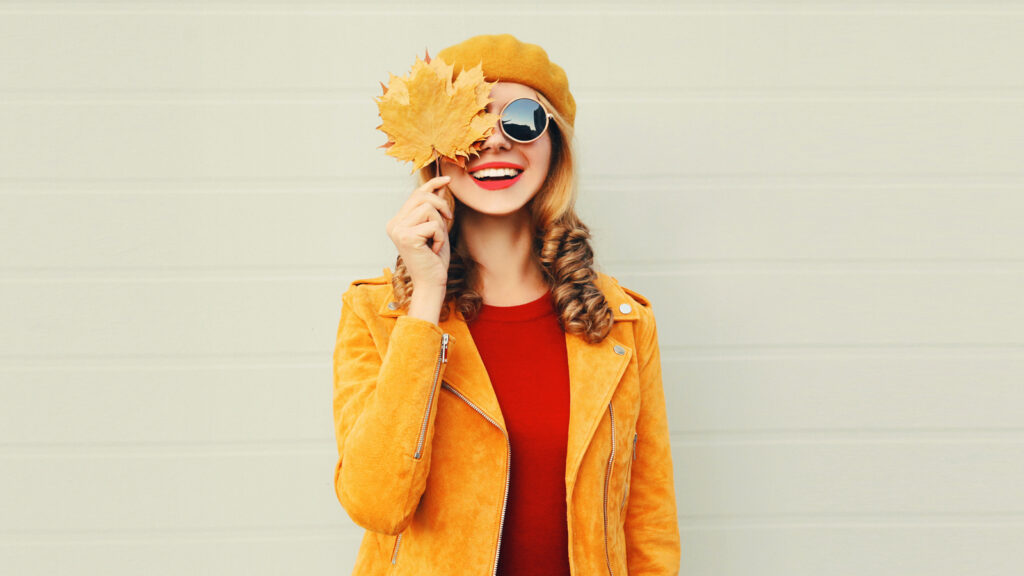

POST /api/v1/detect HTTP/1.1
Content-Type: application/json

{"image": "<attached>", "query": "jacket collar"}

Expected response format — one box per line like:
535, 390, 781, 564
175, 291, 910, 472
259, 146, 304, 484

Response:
373, 267, 639, 488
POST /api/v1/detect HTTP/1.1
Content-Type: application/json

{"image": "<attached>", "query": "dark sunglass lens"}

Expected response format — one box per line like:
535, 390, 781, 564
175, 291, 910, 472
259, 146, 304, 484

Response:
502, 99, 546, 142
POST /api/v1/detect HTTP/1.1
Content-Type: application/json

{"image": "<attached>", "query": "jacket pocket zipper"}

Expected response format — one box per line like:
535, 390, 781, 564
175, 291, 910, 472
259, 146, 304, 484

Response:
391, 531, 403, 565
621, 431, 637, 511
603, 402, 616, 576
414, 333, 449, 459
394, 334, 448, 566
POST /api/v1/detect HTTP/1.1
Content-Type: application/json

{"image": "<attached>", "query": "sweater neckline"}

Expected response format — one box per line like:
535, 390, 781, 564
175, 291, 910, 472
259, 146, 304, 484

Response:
475, 289, 555, 323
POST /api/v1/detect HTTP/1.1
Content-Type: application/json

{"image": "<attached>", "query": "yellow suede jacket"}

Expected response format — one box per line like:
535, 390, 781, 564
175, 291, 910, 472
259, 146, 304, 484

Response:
332, 267, 681, 575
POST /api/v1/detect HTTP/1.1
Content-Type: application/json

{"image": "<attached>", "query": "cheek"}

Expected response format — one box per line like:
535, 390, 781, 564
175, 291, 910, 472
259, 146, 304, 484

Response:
533, 141, 553, 174
439, 160, 471, 180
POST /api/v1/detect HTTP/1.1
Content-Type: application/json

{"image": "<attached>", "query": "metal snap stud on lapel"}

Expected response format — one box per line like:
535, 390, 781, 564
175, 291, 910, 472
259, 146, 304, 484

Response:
387, 302, 399, 310
613, 345, 625, 355
619, 303, 632, 314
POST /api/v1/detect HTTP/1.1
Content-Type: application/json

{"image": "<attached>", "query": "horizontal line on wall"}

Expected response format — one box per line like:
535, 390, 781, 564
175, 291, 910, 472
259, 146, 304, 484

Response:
3, 89, 1024, 104
4, 429, 1024, 457
3, 174, 1024, 192
678, 511, 1024, 528
0, 353, 328, 370
0, 524, 356, 545
2, 344, 1023, 371
3, 260, 1024, 283
2, 2, 1024, 15
0, 440, 332, 458
658, 343, 1024, 359
3, 513, 1024, 545
601, 260, 1024, 275
673, 428, 1024, 445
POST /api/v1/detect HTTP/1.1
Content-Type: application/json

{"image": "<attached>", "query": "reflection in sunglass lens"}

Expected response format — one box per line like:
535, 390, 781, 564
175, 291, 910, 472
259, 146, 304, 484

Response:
501, 98, 548, 142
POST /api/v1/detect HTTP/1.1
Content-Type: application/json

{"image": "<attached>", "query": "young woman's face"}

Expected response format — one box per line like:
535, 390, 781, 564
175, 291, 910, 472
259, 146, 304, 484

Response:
439, 82, 553, 217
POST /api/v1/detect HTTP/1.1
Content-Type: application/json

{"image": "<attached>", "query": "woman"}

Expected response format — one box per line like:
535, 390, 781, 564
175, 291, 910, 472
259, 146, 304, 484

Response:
332, 34, 681, 575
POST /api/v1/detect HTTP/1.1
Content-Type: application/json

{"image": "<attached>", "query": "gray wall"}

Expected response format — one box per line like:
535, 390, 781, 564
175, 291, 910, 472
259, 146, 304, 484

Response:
2, 2, 1023, 575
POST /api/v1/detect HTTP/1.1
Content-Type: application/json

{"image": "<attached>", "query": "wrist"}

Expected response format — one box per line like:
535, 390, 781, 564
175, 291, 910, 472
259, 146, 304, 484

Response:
411, 283, 447, 299
408, 297, 442, 325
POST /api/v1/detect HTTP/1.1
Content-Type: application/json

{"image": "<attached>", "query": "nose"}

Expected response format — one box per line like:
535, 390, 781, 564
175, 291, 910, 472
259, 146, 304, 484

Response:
479, 117, 512, 151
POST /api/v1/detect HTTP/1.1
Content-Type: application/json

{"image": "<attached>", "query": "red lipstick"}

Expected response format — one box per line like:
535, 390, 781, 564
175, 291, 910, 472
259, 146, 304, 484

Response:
468, 161, 525, 190
468, 162, 526, 171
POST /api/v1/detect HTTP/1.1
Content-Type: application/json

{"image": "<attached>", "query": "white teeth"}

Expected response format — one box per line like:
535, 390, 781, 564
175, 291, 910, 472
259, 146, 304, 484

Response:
470, 167, 522, 179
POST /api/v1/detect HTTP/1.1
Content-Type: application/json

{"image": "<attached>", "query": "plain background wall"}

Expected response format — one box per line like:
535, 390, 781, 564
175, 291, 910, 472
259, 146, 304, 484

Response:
2, 2, 1023, 575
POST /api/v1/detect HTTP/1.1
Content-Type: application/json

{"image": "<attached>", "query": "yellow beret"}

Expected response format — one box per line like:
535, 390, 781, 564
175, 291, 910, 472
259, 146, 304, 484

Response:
437, 34, 576, 127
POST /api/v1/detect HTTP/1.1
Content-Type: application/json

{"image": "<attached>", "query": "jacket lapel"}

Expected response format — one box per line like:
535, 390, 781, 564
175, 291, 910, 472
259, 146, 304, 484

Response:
563, 328, 632, 488
376, 268, 638, 489
437, 307, 507, 429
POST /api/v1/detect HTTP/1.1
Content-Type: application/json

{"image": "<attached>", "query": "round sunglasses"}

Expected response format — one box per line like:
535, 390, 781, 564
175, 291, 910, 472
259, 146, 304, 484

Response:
496, 97, 554, 144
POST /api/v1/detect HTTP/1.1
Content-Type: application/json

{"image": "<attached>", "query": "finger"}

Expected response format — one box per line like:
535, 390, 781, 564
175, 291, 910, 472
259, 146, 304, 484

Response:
398, 208, 446, 254
430, 182, 455, 220
401, 202, 446, 232
416, 175, 451, 195
408, 220, 445, 252
400, 176, 453, 220
429, 220, 445, 253
397, 175, 450, 214
409, 186, 450, 213
418, 192, 454, 220
421, 178, 453, 213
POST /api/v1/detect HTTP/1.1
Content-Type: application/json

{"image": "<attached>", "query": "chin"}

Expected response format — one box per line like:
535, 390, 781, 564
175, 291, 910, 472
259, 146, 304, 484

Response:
459, 198, 530, 217
452, 181, 542, 216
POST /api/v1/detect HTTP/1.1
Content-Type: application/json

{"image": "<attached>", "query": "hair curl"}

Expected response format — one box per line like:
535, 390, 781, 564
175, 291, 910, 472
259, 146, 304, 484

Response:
390, 91, 614, 344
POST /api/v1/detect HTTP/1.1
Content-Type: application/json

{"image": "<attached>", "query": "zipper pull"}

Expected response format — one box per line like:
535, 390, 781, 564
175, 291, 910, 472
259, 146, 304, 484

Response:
441, 333, 450, 363
632, 432, 638, 460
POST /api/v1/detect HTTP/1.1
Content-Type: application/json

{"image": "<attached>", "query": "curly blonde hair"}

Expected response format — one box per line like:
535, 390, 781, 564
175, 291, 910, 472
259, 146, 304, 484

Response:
390, 91, 614, 344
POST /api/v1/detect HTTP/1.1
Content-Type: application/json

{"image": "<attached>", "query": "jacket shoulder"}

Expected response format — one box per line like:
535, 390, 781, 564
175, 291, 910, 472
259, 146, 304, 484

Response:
342, 268, 394, 311
348, 268, 391, 288
618, 283, 651, 308
596, 271, 652, 309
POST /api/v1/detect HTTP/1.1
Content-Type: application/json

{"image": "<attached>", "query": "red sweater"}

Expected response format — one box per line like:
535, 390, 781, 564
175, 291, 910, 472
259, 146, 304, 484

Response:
468, 288, 572, 576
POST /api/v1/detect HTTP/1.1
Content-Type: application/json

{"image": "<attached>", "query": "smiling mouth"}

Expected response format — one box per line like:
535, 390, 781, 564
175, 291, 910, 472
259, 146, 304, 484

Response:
469, 167, 524, 181
468, 168, 524, 190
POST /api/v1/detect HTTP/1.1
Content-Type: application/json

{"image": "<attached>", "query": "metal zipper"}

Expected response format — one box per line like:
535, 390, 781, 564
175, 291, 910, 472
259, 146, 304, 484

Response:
414, 333, 449, 459
393, 333, 449, 566
391, 532, 402, 564
441, 381, 511, 576
621, 431, 637, 511
604, 402, 616, 576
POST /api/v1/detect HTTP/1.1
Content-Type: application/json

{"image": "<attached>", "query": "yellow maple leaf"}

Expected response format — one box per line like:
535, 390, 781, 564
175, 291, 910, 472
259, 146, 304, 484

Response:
375, 51, 499, 173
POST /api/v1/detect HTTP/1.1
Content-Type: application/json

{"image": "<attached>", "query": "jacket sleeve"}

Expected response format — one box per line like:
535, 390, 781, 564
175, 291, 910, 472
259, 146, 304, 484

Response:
624, 303, 682, 574
331, 285, 453, 535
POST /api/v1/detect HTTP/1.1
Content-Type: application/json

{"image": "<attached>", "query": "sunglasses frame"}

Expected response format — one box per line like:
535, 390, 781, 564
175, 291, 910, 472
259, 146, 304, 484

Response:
497, 97, 554, 144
